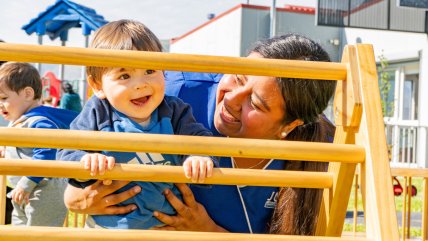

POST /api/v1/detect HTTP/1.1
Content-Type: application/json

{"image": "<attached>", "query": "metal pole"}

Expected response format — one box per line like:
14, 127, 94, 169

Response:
80, 35, 89, 104
36, 35, 43, 72
59, 40, 66, 83
270, 0, 276, 37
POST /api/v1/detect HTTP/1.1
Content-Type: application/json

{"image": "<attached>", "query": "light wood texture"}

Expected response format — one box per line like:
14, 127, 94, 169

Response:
402, 177, 408, 240
0, 43, 347, 80
0, 175, 6, 225
391, 168, 428, 177
316, 45, 361, 236
353, 174, 359, 234
406, 177, 412, 239
0, 159, 333, 188
333, 45, 363, 129
0, 226, 372, 241
422, 178, 428, 241
0, 128, 365, 163
354, 44, 399, 241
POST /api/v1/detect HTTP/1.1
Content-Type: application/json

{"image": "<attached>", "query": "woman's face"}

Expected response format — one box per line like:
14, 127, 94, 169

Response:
214, 53, 286, 139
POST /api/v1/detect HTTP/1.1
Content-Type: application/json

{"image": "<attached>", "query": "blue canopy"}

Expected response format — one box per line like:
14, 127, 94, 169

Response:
22, 0, 108, 41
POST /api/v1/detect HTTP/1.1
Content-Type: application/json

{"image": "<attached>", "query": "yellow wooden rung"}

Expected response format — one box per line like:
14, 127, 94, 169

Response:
0, 226, 372, 241
0, 43, 347, 80
0, 159, 333, 189
0, 127, 365, 163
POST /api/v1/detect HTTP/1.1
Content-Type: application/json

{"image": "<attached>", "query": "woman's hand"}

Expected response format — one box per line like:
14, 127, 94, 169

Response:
64, 180, 141, 215
153, 183, 227, 232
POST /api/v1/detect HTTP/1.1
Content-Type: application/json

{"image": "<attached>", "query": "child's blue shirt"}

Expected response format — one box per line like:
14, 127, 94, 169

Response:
58, 95, 212, 229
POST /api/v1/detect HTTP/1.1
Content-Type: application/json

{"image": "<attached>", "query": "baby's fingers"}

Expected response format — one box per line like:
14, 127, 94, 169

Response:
198, 160, 207, 183
107, 156, 116, 170
90, 155, 99, 176
206, 160, 214, 178
183, 161, 192, 179
81, 155, 91, 170
191, 158, 200, 183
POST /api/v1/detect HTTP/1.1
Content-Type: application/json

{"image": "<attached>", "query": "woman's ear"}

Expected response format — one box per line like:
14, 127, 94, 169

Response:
277, 119, 304, 139
87, 75, 106, 99
22, 86, 35, 101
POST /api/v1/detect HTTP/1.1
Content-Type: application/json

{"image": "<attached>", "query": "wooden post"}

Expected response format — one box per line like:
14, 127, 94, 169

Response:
353, 174, 359, 235
0, 175, 6, 225
406, 177, 412, 239
402, 177, 408, 240
422, 178, 428, 241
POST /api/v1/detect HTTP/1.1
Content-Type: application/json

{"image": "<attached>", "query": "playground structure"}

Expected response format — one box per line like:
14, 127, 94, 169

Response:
0, 42, 400, 240
22, 0, 107, 104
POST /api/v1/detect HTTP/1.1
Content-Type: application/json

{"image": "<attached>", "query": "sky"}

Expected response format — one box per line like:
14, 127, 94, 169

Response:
0, 0, 316, 46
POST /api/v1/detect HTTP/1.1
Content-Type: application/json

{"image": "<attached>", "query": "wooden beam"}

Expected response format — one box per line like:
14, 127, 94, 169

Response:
0, 43, 347, 80
0, 128, 365, 163
0, 159, 333, 188
354, 44, 399, 241
0, 226, 372, 241
0, 175, 6, 225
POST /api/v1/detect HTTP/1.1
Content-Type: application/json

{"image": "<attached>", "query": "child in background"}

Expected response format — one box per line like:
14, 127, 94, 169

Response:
57, 19, 215, 230
0, 62, 78, 226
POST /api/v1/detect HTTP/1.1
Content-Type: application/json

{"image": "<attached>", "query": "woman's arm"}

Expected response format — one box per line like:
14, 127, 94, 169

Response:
153, 183, 227, 232
64, 180, 141, 215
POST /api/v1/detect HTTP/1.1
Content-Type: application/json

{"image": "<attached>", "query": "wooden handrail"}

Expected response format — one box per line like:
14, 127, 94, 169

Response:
0, 226, 372, 241
0, 128, 365, 163
0, 43, 347, 80
0, 159, 333, 188
391, 168, 428, 178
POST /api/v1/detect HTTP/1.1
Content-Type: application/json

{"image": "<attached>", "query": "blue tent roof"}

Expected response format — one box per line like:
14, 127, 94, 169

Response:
22, 0, 108, 41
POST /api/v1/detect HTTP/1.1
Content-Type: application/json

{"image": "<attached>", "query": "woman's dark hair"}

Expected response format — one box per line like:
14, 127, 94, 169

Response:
250, 33, 336, 235
63, 83, 75, 94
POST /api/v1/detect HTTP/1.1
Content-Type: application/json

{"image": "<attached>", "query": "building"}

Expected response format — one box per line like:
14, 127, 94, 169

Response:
169, 3, 428, 168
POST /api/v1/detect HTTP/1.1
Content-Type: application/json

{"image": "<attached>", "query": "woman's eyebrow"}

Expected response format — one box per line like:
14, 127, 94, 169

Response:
253, 92, 271, 111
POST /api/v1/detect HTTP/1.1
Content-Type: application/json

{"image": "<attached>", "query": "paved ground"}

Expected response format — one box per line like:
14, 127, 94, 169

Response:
345, 211, 423, 227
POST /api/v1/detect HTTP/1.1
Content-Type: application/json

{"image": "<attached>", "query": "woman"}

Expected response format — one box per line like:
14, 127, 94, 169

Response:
64, 33, 336, 235
59, 83, 82, 112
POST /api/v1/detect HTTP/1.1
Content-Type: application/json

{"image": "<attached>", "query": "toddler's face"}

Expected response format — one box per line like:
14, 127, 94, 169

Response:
96, 68, 165, 123
0, 84, 35, 123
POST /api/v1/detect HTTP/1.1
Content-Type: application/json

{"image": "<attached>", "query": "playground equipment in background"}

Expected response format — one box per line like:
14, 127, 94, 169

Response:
41, 71, 61, 107
393, 176, 417, 197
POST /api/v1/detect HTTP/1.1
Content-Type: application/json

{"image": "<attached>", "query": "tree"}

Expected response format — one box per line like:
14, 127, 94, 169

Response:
378, 53, 393, 117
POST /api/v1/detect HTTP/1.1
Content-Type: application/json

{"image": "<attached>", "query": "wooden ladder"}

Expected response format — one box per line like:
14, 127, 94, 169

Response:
0, 43, 399, 241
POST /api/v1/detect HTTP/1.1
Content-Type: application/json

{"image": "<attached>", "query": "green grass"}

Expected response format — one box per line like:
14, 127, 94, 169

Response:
345, 176, 425, 237
64, 211, 85, 228
347, 177, 423, 212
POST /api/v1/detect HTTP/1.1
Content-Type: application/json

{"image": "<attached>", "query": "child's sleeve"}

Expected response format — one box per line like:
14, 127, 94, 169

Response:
169, 98, 219, 167
16, 119, 62, 194
57, 97, 108, 188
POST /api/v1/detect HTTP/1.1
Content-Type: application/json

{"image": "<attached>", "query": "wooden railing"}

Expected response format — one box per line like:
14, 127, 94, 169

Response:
349, 167, 428, 240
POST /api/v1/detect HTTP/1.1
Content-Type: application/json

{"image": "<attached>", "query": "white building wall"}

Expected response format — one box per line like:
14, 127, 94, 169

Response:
240, 8, 270, 56
342, 28, 427, 61
170, 9, 242, 57
417, 47, 428, 167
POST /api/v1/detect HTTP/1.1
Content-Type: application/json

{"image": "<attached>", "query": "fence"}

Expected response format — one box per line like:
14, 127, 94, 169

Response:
385, 119, 428, 168
350, 167, 428, 240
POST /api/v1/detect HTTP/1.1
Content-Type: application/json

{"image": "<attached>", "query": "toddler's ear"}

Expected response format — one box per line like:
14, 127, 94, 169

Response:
23, 87, 35, 100
87, 75, 106, 99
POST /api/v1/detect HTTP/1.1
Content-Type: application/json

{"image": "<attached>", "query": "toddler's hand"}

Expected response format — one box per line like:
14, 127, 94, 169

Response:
81, 153, 115, 176
0, 146, 5, 158
11, 187, 30, 205
183, 156, 213, 183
